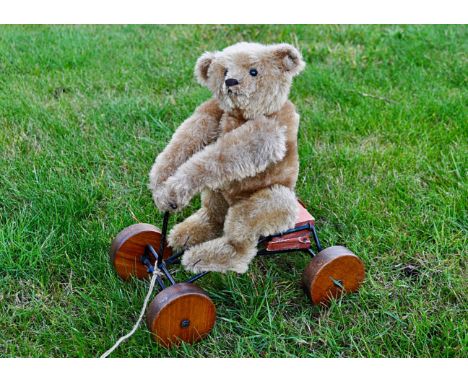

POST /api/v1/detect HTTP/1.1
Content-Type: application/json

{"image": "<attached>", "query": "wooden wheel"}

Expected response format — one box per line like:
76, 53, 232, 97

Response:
110, 223, 172, 280
302, 246, 365, 305
146, 283, 216, 347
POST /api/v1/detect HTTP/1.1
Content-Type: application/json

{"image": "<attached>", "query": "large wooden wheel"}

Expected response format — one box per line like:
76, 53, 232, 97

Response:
302, 246, 365, 305
146, 283, 216, 347
110, 223, 172, 280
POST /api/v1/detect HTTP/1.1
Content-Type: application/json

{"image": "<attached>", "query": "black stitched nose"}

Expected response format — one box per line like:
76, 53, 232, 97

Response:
225, 78, 239, 87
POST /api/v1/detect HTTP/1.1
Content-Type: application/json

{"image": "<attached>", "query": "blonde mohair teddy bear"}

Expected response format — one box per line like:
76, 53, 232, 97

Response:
149, 42, 305, 274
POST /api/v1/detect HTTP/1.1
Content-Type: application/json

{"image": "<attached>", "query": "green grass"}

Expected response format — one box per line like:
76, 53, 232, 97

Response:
0, 25, 466, 357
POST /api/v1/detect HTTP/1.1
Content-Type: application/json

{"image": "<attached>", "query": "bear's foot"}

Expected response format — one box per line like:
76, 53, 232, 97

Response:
181, 237, 256, 274
167, 209, 222, 251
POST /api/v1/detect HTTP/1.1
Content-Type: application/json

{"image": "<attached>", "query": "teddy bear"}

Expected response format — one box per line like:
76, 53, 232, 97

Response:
149, 42, 305, 274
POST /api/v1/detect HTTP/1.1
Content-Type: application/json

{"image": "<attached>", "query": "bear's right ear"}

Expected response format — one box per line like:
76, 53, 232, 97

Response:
195, 52, 216, 86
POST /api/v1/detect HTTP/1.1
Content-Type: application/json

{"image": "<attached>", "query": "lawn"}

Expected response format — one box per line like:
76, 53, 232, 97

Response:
0, 25, 466, 358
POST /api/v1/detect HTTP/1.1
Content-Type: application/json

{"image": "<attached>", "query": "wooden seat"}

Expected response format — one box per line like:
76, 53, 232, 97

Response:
295, 199, 315, 226
263, 200, 314, 252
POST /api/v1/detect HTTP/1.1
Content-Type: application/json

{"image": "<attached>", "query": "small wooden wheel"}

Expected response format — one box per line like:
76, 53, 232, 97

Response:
110, 223, 172, 280
302, 246, 365, 305
146, 283, 216, 347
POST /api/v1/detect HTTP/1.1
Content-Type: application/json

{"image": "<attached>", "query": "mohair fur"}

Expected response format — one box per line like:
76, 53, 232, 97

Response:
149, 42, 305, 273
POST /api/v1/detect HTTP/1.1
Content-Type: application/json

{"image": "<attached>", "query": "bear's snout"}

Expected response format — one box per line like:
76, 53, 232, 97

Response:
225, 78, 239, 87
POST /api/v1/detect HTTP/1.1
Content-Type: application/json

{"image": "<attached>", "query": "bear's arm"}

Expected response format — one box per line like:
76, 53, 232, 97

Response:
148, 99, 223, 192
158, 116, 287, 210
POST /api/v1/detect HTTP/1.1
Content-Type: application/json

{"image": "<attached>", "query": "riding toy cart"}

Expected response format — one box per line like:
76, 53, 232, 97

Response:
110, 200, 365, 347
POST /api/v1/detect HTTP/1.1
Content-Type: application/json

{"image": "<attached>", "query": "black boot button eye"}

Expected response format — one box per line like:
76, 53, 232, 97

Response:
249, 68, 258, 76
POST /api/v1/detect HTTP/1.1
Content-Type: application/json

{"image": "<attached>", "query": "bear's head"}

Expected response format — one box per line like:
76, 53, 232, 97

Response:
195, 42, 305, 119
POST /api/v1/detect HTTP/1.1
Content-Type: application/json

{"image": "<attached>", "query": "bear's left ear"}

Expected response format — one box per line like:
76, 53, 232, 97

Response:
272, 44, 306, 76
195, 51, 216, 86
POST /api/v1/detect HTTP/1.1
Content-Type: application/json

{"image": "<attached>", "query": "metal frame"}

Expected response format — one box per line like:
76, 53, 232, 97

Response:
140, 211, 323, 291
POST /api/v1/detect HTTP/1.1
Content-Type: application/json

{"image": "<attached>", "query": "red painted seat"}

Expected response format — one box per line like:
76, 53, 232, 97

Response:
295, 199, 315, 226
264, 200, 315, 252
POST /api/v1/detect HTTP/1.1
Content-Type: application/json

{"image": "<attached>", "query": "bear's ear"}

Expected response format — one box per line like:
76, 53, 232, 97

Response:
271, 44, 305, 76
195, 51, 216, 86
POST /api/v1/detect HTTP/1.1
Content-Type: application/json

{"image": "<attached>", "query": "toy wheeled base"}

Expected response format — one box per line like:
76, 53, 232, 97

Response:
109, 202, 365, 348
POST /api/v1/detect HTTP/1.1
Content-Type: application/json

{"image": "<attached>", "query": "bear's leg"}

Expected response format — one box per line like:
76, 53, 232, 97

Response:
181, 185, 298, 273
167, 189, 229, 251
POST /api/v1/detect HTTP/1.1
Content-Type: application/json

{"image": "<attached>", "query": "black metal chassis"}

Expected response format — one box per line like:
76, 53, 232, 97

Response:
141, 211, 323, 291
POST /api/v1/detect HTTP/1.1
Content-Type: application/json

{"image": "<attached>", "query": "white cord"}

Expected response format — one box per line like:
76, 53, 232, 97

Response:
100, 270, 161, 358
